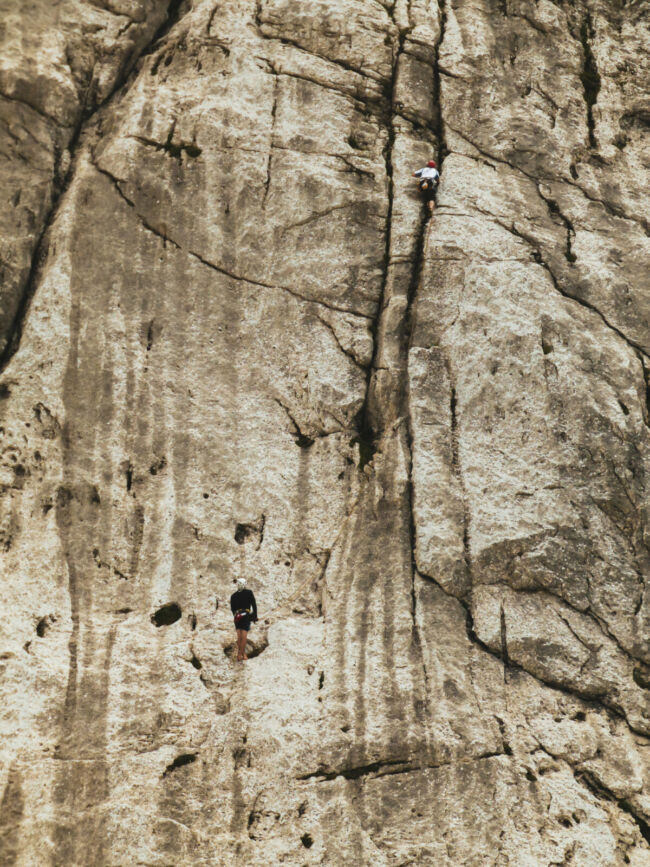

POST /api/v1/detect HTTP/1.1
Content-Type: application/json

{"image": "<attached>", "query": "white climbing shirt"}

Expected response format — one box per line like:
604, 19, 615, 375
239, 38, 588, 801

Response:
415, 166, 440, 182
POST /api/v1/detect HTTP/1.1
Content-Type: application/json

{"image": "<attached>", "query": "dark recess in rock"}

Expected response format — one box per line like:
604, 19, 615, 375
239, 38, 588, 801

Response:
619, 109, 650, 132
234, 514, 265, 548
580, 15, 601, 149
151, 602, 182, 627
633, 663, 650, 690
149, 456, 166, 475
351, 409, 376, 469
223, 635, 268, 659
235, 523, 254, 544
162, 752, 197, 777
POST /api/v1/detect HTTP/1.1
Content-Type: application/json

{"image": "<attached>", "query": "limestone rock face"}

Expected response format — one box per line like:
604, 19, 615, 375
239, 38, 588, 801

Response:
1, 1, 649, 865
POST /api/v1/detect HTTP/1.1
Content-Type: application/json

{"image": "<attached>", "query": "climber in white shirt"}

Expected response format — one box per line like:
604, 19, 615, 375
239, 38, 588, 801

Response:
413, 160, 440, 214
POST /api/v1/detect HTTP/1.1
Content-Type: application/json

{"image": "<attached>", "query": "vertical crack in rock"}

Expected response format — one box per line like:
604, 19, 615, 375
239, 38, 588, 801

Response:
0, 0, 183, 375
499, 604, 509, 683
642, 359, 650, 429
377, 0, 450, 723
263, 73, 279, 207
448, 381, 471, 578
579, 12, 601, 150
431, 0, 449, 165
149, 0, 188, 47
536, 186, 577, 264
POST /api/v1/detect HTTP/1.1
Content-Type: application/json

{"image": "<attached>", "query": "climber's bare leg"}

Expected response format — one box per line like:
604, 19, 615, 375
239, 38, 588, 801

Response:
236, 629, 248, 661
428, 199, 435, 215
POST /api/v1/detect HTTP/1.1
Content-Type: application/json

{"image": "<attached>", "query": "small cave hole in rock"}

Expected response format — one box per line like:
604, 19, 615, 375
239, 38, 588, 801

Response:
542, 338, 553, 355
559, 818, 572, 829
224, 635, 269, 660
318, 672, 324, 690
294, 431, 314, 449
526, 770, 536, 782
633, 664, 650, 690
36, 617, 49, 637
573, 711, 586, 721
234, 516, 265, 547
301, 834, 314, 849
150, 456, 166, 475
233, 746, 250, 769
298, 802, 307, 817
125, 463, 133, 492
0, 383, 11, 399
151, 602, 182, 627
618, 400, 629, 416
235, 523, 251, 544
162, 752, 197, 777
190, 654, 202, 670
189, 613, 197, 630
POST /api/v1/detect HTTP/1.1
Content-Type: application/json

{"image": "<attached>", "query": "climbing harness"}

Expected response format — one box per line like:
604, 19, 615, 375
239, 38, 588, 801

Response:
234, 608, 251, 626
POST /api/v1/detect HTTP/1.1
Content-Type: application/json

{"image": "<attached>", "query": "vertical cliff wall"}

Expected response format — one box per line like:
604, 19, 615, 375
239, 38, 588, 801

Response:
1, 0, 649, 864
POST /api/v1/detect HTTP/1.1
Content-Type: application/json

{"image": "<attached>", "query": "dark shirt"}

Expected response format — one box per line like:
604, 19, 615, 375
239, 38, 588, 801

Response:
230, 588, 257, 620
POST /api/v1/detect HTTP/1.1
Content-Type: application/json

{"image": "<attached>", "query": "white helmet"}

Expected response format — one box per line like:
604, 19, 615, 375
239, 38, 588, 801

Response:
236, 578, 247, 590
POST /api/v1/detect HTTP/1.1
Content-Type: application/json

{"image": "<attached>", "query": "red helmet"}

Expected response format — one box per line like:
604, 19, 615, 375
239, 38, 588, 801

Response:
428, 160, 437, 168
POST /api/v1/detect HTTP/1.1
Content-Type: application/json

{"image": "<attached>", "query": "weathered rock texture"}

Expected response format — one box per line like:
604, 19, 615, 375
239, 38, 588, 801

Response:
1, 0, 649, 864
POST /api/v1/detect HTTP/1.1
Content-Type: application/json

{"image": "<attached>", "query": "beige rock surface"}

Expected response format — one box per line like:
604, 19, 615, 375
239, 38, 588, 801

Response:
1, 0, 649, 864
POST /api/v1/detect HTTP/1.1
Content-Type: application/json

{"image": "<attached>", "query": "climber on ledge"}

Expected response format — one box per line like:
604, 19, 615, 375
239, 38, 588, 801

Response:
230, 577, 258, 662
413, 160, 440, 214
